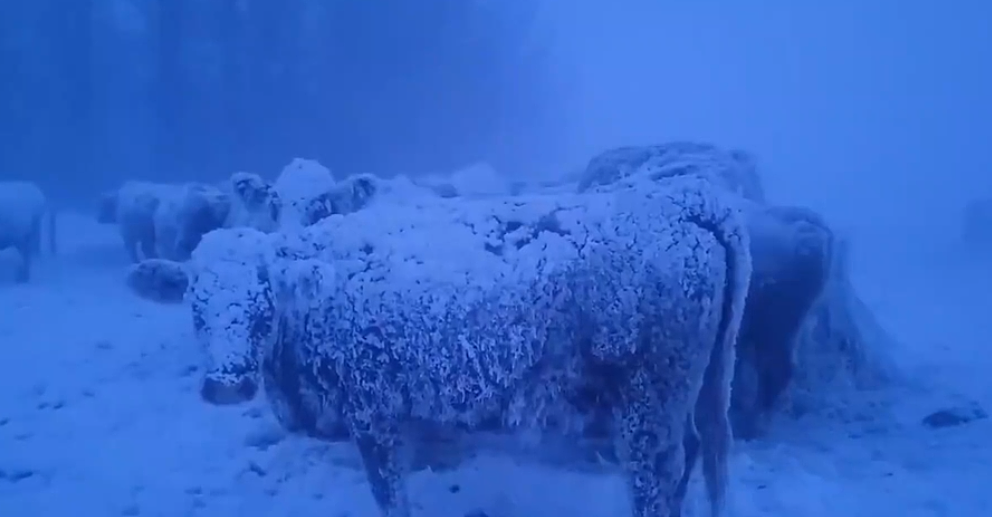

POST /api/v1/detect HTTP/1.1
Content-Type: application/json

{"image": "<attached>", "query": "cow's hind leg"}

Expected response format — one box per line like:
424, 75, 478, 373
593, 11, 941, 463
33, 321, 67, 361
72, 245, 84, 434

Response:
351, 423, 411, 517
14, 241, 32, 282
28, 215, 42, 255
139, 235, 157, 260
615, 369, 691, 517
120, 227, 142, 263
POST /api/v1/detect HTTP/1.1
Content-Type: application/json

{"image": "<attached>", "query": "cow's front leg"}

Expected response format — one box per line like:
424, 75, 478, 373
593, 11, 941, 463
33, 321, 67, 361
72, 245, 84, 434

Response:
614, 370, 690, 517
13, 244, 31, 283
352, 422, 411, 517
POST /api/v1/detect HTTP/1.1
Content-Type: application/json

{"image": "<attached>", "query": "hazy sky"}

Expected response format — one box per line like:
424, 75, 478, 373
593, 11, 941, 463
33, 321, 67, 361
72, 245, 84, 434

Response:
536, 2, 991, 233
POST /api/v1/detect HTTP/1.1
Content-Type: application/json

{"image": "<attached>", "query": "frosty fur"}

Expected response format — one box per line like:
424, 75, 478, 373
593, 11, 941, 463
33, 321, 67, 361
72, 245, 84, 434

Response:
576, 142, 766, 203
281, 177, 749, 517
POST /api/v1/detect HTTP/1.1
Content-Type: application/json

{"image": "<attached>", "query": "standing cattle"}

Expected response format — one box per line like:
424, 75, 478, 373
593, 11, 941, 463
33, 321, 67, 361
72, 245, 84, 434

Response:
731, 205, 834, 439
0, 181, 56, 282
99, 181, 231, 263
98, 181, 174, 262
152, 183, 231, 261
129, 175, 752, 517
575, 142, 876, 440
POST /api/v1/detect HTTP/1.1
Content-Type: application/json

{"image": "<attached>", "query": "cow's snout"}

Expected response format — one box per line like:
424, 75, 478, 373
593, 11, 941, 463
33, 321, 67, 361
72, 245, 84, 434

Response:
201, 372, 258, 405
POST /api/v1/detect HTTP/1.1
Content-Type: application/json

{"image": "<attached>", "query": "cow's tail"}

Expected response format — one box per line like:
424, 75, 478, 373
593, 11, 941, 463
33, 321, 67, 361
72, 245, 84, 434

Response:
669, 175, 752, 517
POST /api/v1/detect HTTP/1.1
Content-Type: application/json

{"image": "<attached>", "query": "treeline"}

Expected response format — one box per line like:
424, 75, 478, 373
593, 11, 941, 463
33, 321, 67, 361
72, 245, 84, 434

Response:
0, 0, 556, 204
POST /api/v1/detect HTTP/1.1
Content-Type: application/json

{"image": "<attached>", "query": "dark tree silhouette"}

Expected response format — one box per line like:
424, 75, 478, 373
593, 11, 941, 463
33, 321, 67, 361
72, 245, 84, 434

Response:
153, 0, 187, 177
0, 0, 560, 204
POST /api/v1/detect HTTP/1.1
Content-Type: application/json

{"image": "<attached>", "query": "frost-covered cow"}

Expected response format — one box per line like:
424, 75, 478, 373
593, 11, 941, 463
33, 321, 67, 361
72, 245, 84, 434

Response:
731, 205, 834, 438
0, 181, 56, 282
99, 181, 231, 262
132, 175, 752, 517
581, 142, 894, 439
99, 181, 177, 262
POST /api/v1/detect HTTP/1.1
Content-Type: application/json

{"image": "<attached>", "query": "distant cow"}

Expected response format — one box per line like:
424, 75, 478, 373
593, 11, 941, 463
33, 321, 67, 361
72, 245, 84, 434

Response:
152, 183, 231, 261
731, 204, 834, 438
0, 181, 56, 282
575, 143, 841, 440
99, 181, 231, 262
98, 181, 173, 262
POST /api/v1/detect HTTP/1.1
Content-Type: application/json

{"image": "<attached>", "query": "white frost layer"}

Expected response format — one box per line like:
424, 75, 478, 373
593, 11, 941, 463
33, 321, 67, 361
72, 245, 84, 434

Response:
276, 174, 740, 322
283, 189, 611, 300
190, 227, 274, 268
580, 142, 764, 202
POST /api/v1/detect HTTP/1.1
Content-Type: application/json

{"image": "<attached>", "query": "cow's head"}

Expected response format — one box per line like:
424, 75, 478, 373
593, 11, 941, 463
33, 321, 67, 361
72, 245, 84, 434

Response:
127, 227, 277, 406
228, 172, 282, 231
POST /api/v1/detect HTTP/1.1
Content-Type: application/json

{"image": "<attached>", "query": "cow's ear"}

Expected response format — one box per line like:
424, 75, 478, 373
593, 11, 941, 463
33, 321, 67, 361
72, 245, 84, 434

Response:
125, 259, 190, 304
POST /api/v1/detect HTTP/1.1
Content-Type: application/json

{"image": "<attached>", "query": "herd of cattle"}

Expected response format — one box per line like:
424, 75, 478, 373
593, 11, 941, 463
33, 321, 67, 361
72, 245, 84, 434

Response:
1, 143, 906, 516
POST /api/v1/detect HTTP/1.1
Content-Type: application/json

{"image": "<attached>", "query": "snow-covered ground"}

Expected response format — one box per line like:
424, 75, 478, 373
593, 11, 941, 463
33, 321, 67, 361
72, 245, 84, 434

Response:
1, 212, 990, 517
